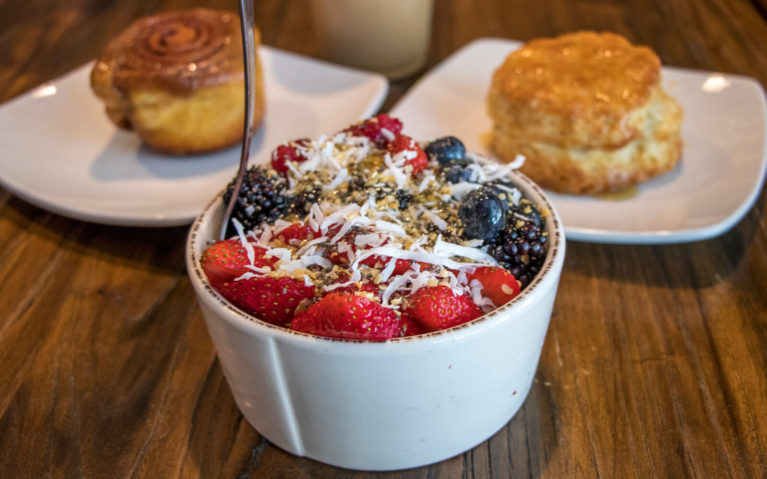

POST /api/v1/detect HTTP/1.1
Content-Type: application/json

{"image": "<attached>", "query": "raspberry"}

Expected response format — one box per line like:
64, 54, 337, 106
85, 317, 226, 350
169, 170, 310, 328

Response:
270, 139, 310, 176
346, 114, 403, 147
387, 135, 428, 176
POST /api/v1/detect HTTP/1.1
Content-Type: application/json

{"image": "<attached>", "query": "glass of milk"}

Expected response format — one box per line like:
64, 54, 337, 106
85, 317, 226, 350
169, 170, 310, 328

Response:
310, 0, 434, 80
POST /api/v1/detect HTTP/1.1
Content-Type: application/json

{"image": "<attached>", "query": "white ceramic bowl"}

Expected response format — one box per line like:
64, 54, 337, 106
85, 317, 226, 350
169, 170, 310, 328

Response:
186, 170, 565, 471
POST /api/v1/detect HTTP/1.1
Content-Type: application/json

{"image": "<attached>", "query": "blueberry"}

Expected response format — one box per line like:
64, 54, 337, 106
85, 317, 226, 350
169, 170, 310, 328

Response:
425, 136, 466, 165
458, 187, 506, 240
442, 159, 474, 183
395, 189, 413, 209
488, 181, 543, 226
444, 166, 471, 183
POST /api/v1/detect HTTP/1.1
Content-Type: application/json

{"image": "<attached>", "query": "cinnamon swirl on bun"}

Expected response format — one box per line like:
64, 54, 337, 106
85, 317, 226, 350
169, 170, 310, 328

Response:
91, 8, 264, 154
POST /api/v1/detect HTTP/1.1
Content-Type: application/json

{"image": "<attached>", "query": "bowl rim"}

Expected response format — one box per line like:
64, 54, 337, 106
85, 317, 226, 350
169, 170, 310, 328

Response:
186, 168, 565, 348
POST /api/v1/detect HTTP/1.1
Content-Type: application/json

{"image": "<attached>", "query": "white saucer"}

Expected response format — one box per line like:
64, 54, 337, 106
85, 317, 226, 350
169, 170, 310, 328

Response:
0, 46, 388, 226
390, 38, 767, 244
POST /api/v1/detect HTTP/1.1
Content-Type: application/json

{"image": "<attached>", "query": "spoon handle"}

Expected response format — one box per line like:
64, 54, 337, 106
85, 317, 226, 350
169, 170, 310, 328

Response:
220, 0, 257, 240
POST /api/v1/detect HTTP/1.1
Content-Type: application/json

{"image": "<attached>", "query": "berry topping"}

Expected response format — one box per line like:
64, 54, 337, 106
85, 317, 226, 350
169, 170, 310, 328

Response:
425, 136, 466, 165
206, 115, 549, 341
346, 114, 403, 147
291, 293, 401, 341
458, 187, 507, 240
387, 135, 428, 176
467, 266, 521, 307
271, 139, 309, 176
403, 285, 483, 332
223, 165, 289, 232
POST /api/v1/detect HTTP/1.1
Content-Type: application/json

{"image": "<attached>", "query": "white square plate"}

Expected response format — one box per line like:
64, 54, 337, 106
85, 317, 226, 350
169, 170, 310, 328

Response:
390, 38, 767, 244
0, 46, 388, 226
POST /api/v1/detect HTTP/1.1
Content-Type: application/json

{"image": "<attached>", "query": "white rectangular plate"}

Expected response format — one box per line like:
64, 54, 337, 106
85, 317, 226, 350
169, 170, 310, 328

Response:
390, 38, 767, 244
0, 46, 388, 226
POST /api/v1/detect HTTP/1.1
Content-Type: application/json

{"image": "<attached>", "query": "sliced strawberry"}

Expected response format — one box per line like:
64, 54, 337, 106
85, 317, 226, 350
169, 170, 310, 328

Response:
200, 239, 276, 289
334, 249, 420, 277
403, 285, 483, 332
468, 266, 521, 307
358, 256, 416, 274
322, 227, 421, 276
325, 272, 380, 297
291, 292, 400, 341
274, 222, 317, 246
398, 312, 426, 337
270, 138, 310, 176
219, 275, 316, 327
325, 227, 379, 264
326, 239, 355, 265
345, 114, 403, 147
387, 135, 428, 176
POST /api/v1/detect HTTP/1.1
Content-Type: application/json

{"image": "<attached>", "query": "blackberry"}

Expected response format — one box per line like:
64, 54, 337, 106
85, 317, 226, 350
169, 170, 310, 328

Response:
458, 187, 506, 240
394, 189, 413, 209
223, 165, 288, 232
488, 217, 547, 288
425, 136, 466, 165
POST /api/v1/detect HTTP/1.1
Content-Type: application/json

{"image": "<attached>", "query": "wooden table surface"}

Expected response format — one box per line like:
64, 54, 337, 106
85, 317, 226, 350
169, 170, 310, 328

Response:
1, 0, 766, 477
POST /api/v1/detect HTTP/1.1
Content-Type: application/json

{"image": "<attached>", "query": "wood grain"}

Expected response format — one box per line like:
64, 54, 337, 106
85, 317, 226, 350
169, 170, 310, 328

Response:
0, 0, 766, 477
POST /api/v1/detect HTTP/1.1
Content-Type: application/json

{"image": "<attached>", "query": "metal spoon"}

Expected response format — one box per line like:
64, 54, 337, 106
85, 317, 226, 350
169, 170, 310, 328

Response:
220, 0, 257, 240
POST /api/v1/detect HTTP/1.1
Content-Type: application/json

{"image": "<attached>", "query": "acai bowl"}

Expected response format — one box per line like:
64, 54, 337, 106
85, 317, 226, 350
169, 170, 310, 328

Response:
185, 115, 565, 470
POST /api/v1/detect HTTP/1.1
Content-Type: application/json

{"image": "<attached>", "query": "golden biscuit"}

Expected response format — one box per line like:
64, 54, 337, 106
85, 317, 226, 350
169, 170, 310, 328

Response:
91, 8, 264, 154
487, 31, 683, 193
